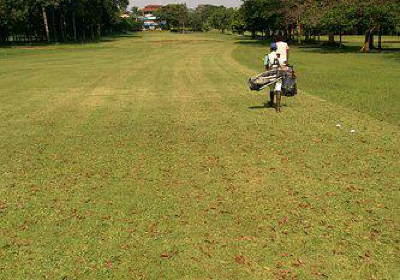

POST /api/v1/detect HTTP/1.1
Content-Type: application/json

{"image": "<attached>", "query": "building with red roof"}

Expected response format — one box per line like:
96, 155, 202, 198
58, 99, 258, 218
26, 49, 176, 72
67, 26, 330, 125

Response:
141, 5, 162, 13
138, 5, 166, 31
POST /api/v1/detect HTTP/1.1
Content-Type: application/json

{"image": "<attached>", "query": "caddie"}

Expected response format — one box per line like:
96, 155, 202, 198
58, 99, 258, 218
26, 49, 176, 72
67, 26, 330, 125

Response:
263, 42, 280, 70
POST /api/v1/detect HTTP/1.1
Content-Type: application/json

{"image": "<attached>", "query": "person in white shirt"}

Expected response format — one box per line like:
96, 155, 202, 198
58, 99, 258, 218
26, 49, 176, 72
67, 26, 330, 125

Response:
275, 36, 289, 64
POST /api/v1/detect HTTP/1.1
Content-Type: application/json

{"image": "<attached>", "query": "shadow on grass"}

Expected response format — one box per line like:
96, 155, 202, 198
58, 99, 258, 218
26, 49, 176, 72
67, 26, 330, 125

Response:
234, 36, 273, 47
100, 33, 142, 42
0, 32, 142, 48
234, 36, 400, 54
249, 102, 288, 110
298, 44, 400, 54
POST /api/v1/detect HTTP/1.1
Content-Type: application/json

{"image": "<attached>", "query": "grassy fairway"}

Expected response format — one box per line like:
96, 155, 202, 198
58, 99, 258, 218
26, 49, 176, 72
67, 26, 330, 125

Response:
0, 33, 399, 280
233, 35, 400, 126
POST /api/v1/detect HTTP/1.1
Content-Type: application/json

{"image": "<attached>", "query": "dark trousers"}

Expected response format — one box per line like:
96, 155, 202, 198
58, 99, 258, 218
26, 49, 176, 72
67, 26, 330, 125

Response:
270, 90, 274, 103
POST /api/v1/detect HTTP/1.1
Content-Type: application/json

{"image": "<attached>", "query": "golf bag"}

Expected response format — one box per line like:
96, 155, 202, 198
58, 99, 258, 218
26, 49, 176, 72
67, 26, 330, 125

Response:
248, 65, 297, 96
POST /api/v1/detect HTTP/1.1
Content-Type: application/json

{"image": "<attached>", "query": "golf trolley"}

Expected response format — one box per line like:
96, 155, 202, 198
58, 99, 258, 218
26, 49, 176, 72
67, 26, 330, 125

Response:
248, 65, 297, 112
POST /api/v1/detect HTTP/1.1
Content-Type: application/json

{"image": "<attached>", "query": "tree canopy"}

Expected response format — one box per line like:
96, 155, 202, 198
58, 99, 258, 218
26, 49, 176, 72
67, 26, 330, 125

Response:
238, 0, 399, 49
0, 0, 136, 43
1, 0, 398, 48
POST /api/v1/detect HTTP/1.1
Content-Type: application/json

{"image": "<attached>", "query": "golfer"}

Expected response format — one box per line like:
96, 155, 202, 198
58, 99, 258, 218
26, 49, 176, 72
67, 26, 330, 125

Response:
275, 36, 289, 64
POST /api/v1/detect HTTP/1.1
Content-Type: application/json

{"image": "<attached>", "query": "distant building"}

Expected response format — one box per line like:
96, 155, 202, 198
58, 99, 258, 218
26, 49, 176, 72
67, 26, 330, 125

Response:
138, 5, 167, 31
120, 12, 131, 18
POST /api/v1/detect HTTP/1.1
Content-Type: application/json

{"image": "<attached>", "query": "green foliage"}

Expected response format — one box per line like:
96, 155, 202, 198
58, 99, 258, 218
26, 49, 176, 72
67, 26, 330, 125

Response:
195, 4, 221, 26
317, 0, 399, 34
115, 17, 141, 33
241, 0, 282, 38
236, 0, 399, 48
208, 7, 234, 33
156, 4, 188, 30
318, 1, 348, 32
156, 4, 236, 33
188, 11, 203, 32
231, 8, 246, 34
1, 0, 399, 43
0, 0, 137, 43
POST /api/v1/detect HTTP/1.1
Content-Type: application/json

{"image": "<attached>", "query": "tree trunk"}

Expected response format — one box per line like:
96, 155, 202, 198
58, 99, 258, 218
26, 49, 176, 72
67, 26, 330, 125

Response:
377, 27, 382, 50
60, 12, 65, 42
305, 28, 310, 41
362, 29, 374, 52
27, 22, 32, 42
42, 7, 50, 43
369, 30, 374, 49
72, 11, 77, 42
82, 17, 86, 42
297, 21, 302, 44
362, 30, 370, 52
328, 27, 335, 44
251, 28, 256, 39
52, 6, 58, 42
328, 33, 335, 43
90, 25, 94, 40
339, 26, 342, 48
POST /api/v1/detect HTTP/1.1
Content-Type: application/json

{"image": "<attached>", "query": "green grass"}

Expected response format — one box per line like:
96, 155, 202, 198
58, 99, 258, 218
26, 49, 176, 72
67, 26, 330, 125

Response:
232, 35, 400, 126
0, 33, 399, 280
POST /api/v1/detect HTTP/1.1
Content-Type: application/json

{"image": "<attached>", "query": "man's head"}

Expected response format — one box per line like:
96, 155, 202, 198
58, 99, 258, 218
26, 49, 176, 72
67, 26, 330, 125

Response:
275, 35, 283, 42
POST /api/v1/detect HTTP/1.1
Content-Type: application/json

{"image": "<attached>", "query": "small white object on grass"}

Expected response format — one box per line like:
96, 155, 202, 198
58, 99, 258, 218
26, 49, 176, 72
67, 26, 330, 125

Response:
336, 124, 341, 128
350, 129, 356, 133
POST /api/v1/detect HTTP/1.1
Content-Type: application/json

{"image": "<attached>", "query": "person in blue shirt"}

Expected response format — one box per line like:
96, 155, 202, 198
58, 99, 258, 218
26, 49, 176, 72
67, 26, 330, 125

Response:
264, 43, 284, 108
264, 42, 280, 70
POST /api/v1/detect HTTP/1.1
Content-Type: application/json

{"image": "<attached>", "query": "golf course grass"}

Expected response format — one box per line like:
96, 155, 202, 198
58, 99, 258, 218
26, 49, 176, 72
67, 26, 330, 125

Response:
0, 32, 399, 279
233, 35, 400, 126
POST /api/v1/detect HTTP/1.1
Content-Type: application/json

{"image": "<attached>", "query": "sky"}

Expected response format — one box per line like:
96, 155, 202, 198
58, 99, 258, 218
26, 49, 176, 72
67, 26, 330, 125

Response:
129, 0, 242, 9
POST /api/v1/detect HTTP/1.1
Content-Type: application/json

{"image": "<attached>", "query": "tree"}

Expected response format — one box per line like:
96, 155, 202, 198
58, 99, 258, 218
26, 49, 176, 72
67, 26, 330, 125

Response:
241, 0, 266, 38
280, 0, 316, 43
0, 0, 136, 44
358, 0, 399, 51
231, 8, 246, 35
318, 0, 349, 46
156, 4, 188, 32
209, 6, 233, 33
188, 10, 203, 32
0, 0, 11, 42
178, 4, 188, 31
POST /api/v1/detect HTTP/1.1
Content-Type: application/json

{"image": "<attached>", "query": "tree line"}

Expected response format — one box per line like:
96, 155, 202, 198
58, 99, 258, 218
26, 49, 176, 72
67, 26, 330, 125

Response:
154, 0, 399, 50
154, 4, 237, 33
0, 0, 137, 43
1, 0, 398, 49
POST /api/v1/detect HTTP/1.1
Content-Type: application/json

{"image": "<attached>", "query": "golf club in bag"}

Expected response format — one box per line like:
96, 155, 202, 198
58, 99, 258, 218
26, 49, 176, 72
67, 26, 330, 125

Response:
248, 65, 297, 97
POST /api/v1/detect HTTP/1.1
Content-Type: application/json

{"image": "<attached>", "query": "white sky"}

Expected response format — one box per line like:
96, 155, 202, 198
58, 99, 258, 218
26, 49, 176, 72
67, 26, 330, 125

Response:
129, 0, 242, 9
